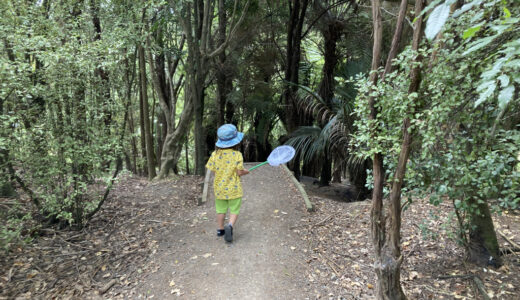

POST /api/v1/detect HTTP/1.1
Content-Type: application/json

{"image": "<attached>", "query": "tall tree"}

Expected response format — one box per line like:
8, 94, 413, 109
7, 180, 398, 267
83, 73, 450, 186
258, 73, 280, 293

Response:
367, 0, 423, 298
138, 42, 157, 179
179, 0, 250, 175
146, 14, 190, 178
283, 0, 310, 180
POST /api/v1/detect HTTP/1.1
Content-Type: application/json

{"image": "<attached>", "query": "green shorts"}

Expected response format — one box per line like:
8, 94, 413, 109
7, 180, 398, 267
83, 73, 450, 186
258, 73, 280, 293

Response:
215, 198, 242, 215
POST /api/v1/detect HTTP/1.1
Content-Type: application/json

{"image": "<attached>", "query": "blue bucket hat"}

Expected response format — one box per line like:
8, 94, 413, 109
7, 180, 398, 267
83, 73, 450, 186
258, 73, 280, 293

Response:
216, 124, 244, 148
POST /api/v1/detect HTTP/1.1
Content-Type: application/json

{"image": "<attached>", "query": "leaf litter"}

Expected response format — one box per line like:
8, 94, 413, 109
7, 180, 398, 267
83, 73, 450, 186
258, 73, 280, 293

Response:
292, 186, 520, 299
0, 174, 202, 299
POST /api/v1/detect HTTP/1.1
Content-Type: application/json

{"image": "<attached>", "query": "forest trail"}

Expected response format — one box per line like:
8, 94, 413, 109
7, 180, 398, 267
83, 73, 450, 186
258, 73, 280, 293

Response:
134, 163, 313, 299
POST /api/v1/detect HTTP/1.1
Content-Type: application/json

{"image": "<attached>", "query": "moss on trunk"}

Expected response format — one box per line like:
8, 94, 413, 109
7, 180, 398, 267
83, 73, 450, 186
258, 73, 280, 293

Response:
467, 197, 502, 267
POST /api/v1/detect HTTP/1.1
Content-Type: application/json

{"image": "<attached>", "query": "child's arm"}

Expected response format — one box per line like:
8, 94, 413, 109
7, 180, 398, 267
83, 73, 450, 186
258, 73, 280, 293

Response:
237, 169, 249, 176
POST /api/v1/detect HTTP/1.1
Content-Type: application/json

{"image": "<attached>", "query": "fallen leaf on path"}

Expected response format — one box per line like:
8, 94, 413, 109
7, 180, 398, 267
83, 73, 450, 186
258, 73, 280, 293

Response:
171, 288, 181, 295
409, 271, 419, 280
169, 280, 175, 287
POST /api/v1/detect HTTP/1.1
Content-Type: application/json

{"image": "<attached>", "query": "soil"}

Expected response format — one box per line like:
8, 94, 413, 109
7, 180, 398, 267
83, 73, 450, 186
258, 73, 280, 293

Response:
1, 167, 520, 299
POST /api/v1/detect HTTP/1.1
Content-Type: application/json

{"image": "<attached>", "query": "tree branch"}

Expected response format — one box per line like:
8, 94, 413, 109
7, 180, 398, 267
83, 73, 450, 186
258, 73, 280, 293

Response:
206, 0, 251, 58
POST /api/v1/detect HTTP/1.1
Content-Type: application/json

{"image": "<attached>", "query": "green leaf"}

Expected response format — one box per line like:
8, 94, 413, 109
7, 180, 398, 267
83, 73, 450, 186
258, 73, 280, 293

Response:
463, 35, 496, 56
453, 0, 484, 18
463, 24, 482, 39
503, 7, 511, 19
498, 85, 515, 109
425, 3, 451, 40
497, 74, 510, 88
454, 199, 462, 208
475, 81, 496, 107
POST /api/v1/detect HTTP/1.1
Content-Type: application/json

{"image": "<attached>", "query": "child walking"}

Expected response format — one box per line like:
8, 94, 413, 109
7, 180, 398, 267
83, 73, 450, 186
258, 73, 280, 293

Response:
205, 124, 249, 242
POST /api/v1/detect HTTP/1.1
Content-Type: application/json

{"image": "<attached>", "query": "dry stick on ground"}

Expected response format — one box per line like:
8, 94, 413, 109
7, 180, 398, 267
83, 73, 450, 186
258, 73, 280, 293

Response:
472, 276, 491, 300
497, 230, 520, 257
498, 230, 520, 249
312, 213, 336, 228
418, 284, 455, 298
99, 279, 117, 295
318, 253, 341, 278
436, 274, 490, 300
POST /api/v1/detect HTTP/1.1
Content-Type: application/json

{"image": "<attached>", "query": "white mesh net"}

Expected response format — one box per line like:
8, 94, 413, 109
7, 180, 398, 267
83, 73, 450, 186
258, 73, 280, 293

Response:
267, 145, 296, 166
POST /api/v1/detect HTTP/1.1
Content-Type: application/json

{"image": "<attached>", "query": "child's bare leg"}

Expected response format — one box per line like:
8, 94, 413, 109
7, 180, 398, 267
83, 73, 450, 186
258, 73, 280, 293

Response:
217, 213, 225, 229
229, 214, 238, 227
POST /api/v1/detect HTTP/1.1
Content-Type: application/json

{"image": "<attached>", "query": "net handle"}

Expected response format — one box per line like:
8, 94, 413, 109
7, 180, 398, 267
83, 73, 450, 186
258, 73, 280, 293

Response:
248, 161, 269, 171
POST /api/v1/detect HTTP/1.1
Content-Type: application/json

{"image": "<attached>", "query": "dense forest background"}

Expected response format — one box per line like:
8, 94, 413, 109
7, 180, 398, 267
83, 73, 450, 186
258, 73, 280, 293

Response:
1, 0, 519, 298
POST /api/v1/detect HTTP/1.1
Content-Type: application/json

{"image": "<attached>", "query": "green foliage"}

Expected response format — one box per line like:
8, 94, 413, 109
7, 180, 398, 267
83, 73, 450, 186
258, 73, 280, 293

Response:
352, 0, 520, 244
0, 0, 136, 236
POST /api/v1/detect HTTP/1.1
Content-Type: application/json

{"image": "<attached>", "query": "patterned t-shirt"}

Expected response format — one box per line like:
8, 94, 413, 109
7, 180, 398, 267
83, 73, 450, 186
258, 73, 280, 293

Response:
205, 149, 245, 200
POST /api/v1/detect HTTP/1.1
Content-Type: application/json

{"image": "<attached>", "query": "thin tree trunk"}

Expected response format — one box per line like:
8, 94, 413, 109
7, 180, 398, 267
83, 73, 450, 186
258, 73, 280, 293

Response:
139, 44, 156, 179
369, 0, 398, 298
139, 73, 148, 176
216, 0, 234, 126
370, 0, 426, 299
129, 107, 139, 174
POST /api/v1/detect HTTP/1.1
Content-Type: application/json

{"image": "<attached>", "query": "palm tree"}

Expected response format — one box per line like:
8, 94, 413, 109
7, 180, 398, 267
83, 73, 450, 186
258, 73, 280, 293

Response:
286, 70, 370, 200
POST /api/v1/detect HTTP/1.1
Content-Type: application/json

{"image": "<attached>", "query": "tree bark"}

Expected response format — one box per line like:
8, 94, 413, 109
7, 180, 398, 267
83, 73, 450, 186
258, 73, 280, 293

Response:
467, 197, 502, 267
317, 5, 342, 186
284, 0, 310, 180
369, 0, 428, 299
216, 0, 234, 127
139, 70, 148, 176
139, 43, 157, 179
383, 0, 410, 76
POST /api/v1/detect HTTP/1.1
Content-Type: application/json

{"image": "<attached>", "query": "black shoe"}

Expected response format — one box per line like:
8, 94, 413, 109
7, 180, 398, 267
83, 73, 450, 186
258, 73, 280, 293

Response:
217, 229, 225, 237
224, 224, 233, 242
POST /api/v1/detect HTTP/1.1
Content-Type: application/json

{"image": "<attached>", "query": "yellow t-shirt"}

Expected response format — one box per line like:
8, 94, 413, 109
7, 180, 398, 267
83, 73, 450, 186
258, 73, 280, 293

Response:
205, 149, 245, 200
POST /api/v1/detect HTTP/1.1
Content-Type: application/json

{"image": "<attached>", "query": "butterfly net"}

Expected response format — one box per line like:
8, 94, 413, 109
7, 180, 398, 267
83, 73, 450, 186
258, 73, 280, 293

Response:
267, 145, 296, 166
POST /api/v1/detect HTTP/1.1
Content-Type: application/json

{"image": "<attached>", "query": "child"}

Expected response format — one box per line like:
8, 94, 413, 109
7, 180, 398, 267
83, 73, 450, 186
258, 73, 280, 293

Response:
205, 124, 249, 242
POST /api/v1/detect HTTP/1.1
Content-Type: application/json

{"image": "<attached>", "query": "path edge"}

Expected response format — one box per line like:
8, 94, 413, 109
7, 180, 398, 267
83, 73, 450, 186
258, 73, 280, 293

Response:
281, 164, 315, 212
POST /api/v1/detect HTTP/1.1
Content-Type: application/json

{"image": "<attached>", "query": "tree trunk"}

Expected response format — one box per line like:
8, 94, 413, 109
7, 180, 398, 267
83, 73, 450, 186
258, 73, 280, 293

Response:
139, 71, 148, 177
139, 44, 157, 179
369, 0, 398, 298
317, 10, 342, 187
370, 0, 425, 299
129, 109, 139, 175
215, 0, 234, 127
193, 80, 207, 175
179, 0, 250, 176
467, 198, 502, 267
284, 0, 310, 180
332, 165, 342, 183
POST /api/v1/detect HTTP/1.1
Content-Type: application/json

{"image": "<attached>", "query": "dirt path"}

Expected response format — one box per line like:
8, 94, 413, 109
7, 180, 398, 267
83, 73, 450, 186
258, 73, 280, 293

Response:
134, 164, 314, 299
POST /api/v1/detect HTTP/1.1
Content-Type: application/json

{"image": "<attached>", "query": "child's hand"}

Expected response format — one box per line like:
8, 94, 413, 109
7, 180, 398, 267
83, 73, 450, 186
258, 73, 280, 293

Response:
237, 169, 250, 176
